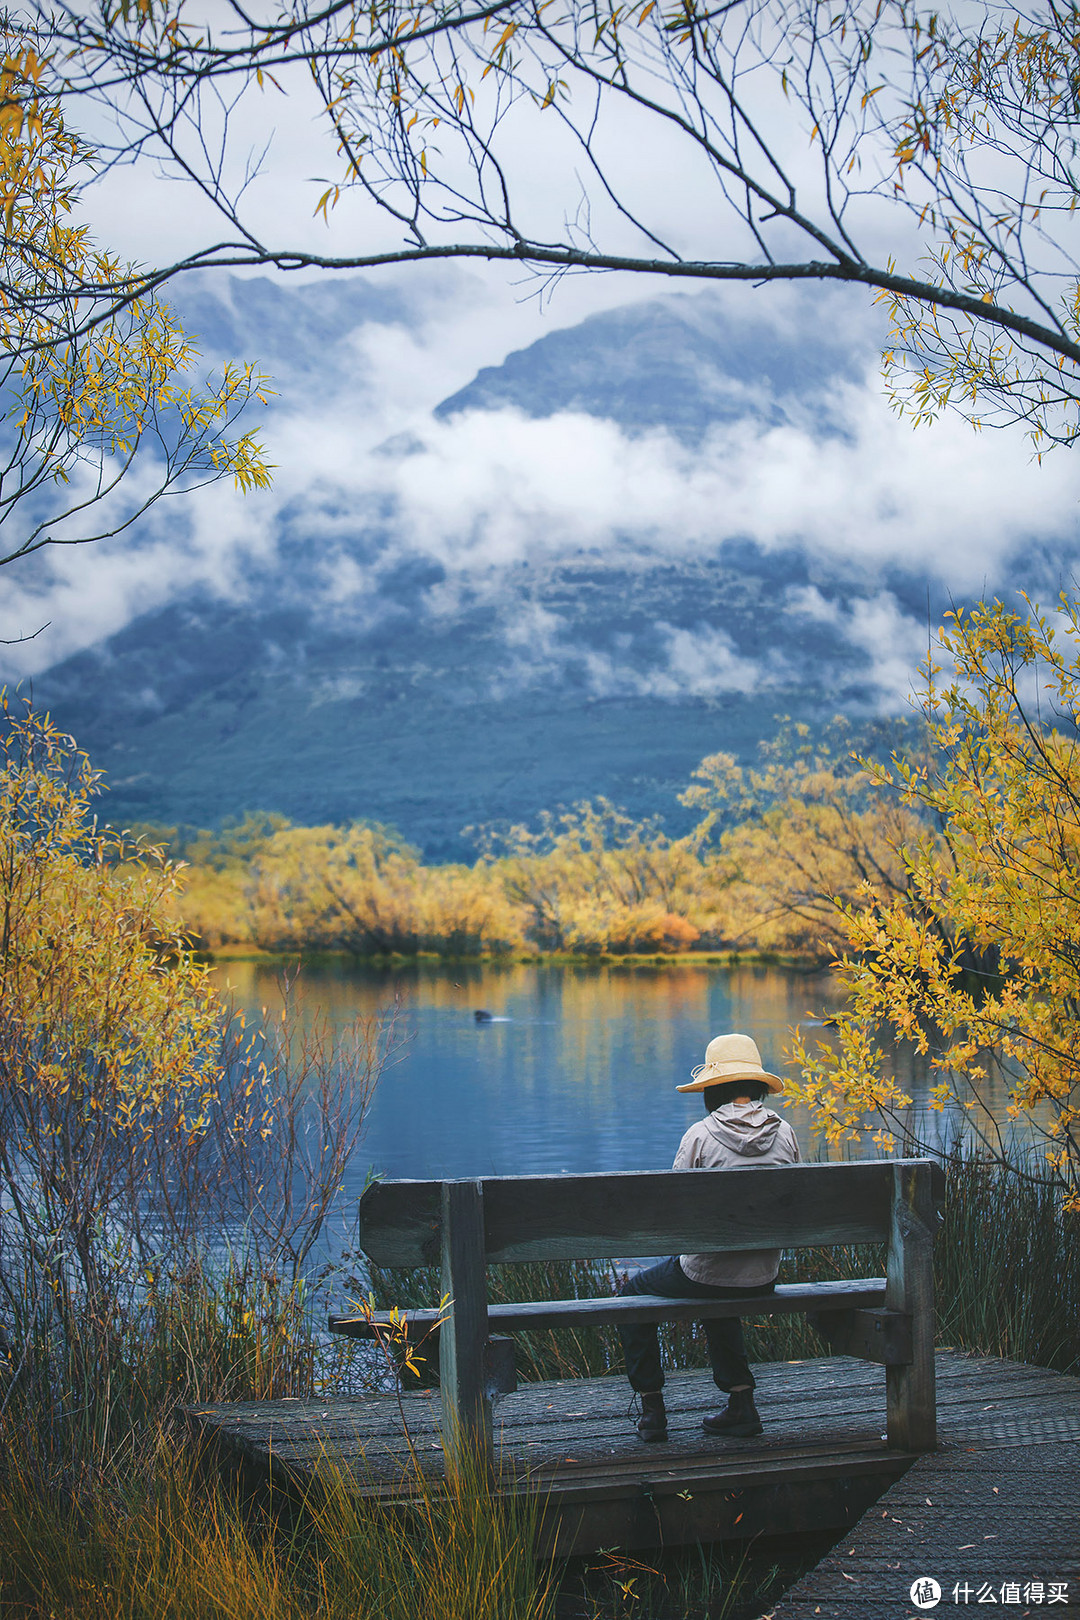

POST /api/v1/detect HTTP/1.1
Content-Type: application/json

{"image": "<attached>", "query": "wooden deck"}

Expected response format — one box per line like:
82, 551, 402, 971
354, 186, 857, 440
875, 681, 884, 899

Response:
186, 1349, 1080, 1560
771, 1436, 1080, 1617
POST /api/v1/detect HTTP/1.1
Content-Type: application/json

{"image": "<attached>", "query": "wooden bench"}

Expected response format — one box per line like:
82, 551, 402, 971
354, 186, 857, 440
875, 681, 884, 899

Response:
330, 1158, 945, 1464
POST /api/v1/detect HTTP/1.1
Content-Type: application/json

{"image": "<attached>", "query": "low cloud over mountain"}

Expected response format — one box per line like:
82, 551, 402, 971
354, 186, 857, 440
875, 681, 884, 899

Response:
16, 272, 1080, 851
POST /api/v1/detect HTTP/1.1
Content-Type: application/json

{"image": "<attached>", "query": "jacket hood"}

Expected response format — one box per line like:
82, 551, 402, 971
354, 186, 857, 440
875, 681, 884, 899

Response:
704, 1100, 783, 1156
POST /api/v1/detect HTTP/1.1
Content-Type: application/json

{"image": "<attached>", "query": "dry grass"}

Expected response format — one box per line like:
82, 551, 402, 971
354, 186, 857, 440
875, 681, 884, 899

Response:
0, 1422, 554, 1620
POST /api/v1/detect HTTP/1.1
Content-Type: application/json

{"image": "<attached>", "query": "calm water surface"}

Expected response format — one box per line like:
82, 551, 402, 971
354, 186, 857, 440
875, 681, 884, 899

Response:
211, 959, 1012, 1195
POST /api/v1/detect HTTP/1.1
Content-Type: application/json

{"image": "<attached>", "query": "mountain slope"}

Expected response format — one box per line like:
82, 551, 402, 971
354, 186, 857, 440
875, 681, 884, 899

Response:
27, 276, 1018, 854
39, 549, 872, 855
435, 297, 858, 440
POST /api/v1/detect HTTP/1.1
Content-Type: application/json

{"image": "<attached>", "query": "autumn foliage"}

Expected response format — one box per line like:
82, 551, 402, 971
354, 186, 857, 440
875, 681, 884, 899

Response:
0, 696, 383, 1451
789, 598, 1080, 1206
681, 719, 931, 955
155, 723, 930, 961
155, 803, 714, 957
0, 37, 272, 569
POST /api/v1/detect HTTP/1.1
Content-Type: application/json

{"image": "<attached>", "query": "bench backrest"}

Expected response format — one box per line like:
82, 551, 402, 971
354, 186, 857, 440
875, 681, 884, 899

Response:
358, 1158, 945, 1267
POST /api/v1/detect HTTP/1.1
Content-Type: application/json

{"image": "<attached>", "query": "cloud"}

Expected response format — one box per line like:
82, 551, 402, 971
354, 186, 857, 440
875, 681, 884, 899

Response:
358, 390, 1080, 585
5, 281, 1080, 719
489, 606, 782, 700
657, 624, 781, 697
0, 475, 276, 670
786, 585, 932, 706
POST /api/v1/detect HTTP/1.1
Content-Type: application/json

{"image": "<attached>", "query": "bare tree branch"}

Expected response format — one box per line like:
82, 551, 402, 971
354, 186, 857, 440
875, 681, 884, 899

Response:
14, 0, 1080, 444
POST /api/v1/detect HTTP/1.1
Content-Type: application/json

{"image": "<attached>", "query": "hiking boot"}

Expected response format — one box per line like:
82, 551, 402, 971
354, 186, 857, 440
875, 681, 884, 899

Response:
702, 1388, 762, 1438
636, 1391, 668, 1442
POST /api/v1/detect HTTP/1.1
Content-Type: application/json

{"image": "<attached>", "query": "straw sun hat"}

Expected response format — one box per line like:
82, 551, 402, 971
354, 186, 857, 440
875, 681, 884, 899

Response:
676, 1032, 784, 1095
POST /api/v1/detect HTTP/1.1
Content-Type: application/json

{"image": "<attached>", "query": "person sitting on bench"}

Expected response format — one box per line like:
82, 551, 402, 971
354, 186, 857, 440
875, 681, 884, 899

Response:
617, 1032, 800, 1443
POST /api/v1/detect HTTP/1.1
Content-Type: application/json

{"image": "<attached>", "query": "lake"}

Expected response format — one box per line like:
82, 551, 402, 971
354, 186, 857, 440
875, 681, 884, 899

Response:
211, 958, 1019, 1195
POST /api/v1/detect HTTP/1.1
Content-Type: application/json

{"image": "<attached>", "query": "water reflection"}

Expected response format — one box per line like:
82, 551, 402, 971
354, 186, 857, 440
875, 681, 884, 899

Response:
211, 959, 1049, 1191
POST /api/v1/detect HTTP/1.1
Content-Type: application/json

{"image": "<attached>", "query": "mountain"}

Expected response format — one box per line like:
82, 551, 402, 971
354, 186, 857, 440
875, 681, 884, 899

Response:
38, 546, 889, 856
435, 297, 859, 440
26, 275, 1032, 857
168, 273, 415, 384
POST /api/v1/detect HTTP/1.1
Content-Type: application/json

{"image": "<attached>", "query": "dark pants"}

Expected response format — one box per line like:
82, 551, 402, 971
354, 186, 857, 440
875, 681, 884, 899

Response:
617, 1257, 775, 1394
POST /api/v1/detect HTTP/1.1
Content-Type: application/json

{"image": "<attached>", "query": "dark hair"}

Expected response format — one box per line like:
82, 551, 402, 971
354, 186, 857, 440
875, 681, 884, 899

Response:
703, 1079, 770, 1112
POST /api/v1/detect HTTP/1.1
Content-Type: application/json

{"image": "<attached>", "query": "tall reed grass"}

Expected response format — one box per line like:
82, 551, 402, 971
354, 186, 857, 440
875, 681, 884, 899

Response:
934, 1152, 1079, 1372
0, 1422, 554, 1620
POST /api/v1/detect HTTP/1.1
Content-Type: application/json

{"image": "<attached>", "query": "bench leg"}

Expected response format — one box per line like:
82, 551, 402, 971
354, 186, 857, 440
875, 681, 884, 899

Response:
439, 1179, 493, 1470
885, 1162, 937, 1451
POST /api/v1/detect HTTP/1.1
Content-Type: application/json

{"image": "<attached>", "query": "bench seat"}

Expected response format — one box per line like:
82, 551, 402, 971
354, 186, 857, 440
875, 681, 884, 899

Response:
330, 1277, 914, 1373
330, 1276, 888, 1336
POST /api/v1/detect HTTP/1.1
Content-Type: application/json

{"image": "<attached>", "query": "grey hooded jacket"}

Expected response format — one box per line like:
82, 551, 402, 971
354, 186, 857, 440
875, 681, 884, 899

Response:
673, 1099, 801, 1286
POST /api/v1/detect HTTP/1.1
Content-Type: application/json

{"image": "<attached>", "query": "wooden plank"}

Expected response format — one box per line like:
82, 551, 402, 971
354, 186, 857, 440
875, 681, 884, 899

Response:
330, 1279, 889, 1338
770, 1439, 1080, 1618
514, 1438, 898, 1488
358, 1177, 442, 1267
885, 1161, 938, 1451
532, 1457, 912, 1557
358, 1161, 933, 1266
482, 1160, 907, 1261
185, 1352, 1080, 1560
437, 1180, 492, 1465
485, 1337, 517, 1397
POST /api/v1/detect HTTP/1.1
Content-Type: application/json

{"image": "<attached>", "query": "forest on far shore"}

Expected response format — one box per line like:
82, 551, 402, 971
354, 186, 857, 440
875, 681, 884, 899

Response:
135, 718, 927, 961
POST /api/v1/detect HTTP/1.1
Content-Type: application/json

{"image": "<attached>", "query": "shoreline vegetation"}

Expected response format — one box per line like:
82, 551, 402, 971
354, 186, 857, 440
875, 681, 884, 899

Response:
198, 945, 814, 967
134, 714, 926, 967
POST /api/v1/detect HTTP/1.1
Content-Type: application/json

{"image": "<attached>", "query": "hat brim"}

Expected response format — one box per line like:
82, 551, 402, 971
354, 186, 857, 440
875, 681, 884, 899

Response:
676, 1066, 784, 1095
